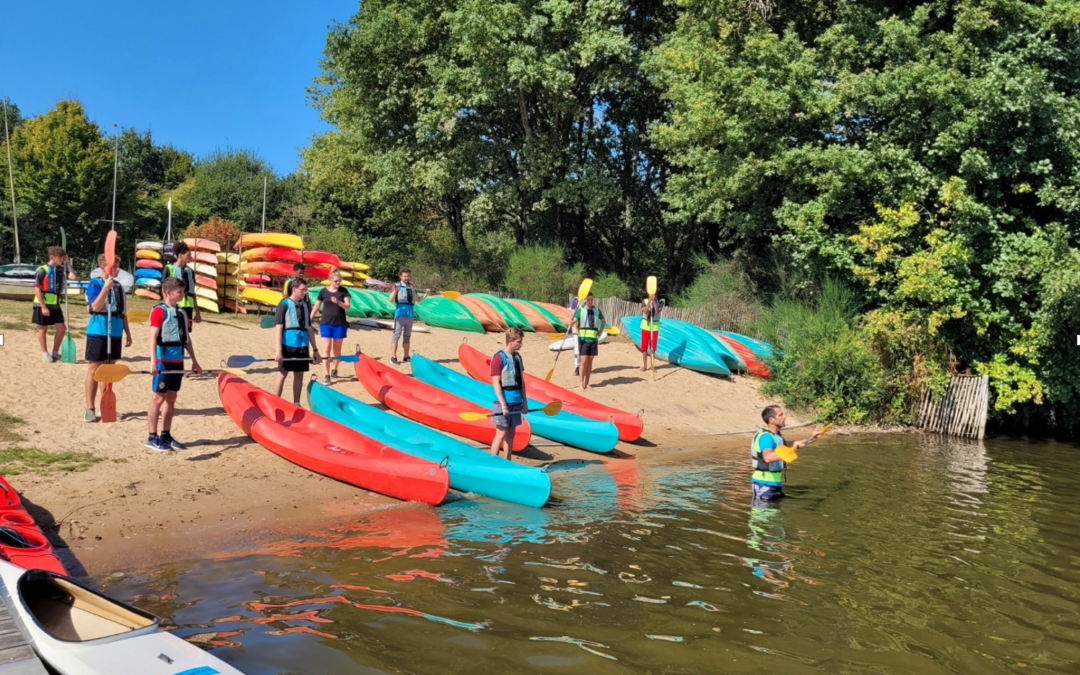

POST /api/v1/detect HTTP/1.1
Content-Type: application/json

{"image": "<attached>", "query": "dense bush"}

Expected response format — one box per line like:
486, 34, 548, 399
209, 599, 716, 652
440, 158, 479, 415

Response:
503, 245, 584, 304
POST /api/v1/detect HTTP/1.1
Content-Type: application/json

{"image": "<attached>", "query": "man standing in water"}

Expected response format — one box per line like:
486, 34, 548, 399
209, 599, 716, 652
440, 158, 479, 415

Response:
751, 406, 824, 502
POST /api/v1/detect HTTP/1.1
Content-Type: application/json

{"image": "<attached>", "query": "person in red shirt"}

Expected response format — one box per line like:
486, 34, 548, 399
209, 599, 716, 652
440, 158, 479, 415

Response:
145, 277, 202, 451
489, 328, 526, 461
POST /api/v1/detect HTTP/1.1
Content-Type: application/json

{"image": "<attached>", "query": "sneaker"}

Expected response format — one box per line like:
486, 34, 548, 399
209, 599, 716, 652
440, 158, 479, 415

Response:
160, 433, 186, 450
331, 369, 338, 378
50, 352, 60, 362
324, 375, 332, 386
145, 435, 170, 451
574, 367, 580, 376
403, 356, 411, 363
84, 409, 96, 423
390, 357, 400, 365
42, 352, 53, 363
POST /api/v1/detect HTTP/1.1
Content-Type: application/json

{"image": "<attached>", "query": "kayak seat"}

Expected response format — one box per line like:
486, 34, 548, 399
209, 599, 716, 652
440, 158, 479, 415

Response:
21, 572, 156, 641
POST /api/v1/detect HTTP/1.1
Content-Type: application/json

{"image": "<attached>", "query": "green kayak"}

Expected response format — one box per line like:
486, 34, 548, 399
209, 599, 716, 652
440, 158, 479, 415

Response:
415, 296, 485, 333
468, 293, 533, 332
347, 287, 395, 318
309, 287, 366, 317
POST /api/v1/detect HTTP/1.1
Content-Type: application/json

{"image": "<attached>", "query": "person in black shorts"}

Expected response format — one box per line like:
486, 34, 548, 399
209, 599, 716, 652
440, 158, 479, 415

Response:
274, 278, 320, 406
83, 254, 133, 422
310, 269, 351, 385
146, 277, 203, 451
32, 246, 77, 362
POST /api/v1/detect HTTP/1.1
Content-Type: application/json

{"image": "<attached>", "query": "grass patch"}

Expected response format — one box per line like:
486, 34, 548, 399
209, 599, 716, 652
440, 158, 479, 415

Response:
0, 447, 104, 475
0, 412, 25, 443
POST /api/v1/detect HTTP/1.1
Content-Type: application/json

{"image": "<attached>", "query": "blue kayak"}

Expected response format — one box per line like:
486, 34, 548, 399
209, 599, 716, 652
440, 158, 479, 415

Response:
621, 316, 732, 376
409, 354, 618, 454
661, 318, 745, 371
134, 268, 162, 279
307, 381, 551, 507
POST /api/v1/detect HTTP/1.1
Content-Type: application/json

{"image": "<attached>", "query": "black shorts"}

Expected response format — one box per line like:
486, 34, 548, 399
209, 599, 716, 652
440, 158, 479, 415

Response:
32, 305, 64, 326
153, 360, 185, 394
280, 345, 310, 372
579, 340, 599, 357
86, 336, 123, 362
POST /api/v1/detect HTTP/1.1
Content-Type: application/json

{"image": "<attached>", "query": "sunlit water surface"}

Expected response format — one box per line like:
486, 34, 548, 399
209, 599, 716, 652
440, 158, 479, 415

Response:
100, 435, 1080, 674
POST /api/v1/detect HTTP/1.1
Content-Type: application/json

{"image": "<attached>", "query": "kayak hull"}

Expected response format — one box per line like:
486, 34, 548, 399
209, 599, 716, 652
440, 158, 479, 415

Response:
620, 317, 732, 376
308, 381, 551, 507
242, 261, 330, 279
183, 237, 222, 252
458, 343, 643, 441
468, 293, 533, 332
241, 287, 283, 307
415, 296, 485, 333
663, 318, 743, 371
410, 354, 618, 453
506, 299, 556, 332
237, 232, 304, 250
218, 373, 449, 504
713, 331, 772, 377
355, 355, 531, 451
0, 475, 67, 575
456, 295, 506, 331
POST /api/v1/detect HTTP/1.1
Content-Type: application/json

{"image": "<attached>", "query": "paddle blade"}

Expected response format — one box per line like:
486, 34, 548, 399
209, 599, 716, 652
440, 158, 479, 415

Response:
104, 230, 117, 274
542, 400, 563, 416
577, 278, 593, 301
100, 384, 117, 423
260, 316, 276, 329
820, 422, 833, 436
440, 291, 461, 300
225, 355, 258, 369
544, 362, 556, 382
774, 445, 798, 463
127, 309, 151, 324
94, 364, 134, 383
646, 275, 657, 295
61, 334, 77, 364
604, 326, 620, 336
458, 411, 491, 421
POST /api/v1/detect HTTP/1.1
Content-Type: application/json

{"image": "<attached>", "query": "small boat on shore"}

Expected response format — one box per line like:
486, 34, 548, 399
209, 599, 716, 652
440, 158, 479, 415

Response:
0, 558, 246, 674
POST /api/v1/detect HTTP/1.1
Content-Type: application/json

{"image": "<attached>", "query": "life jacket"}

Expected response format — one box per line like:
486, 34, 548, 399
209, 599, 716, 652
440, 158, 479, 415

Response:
165, 264, 196, 308
88, 279, 125, 317
155, 304, 188, 347
394, 283, 416, 305
496, 350, 524, 391
34, 264, 65, 305
280, 298, 309, 348
751, 429, 785, 487
640, 298, 661, 331
578, 306, 601, 341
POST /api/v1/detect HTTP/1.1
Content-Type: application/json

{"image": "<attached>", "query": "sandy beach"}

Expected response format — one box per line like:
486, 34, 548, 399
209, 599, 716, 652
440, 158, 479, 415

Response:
0, 297, 785, 575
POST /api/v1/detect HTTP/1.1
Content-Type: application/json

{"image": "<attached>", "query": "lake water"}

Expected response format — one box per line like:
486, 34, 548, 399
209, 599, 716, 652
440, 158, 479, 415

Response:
100, 434, 1080, 674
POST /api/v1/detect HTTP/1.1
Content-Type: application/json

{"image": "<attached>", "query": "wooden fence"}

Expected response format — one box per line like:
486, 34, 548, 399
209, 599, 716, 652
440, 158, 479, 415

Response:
913, 374, 989, 439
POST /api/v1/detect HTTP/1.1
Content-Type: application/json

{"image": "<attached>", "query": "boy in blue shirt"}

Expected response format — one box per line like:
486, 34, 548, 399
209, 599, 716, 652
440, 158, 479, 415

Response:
388, 267, 428, 365
84, 253, 133, 422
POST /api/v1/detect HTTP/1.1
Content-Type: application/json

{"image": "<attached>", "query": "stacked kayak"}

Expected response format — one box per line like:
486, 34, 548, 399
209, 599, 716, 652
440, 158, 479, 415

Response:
241, 286, 283, 308
133, 240, 162, 297
457, 343, 643, 442
509, 299, 566, 332
0, 475, 66, 574
415, 296, 485, 333
218, 251, 247, 312
711, 331, 772, 377
185, 239, 221, 313
308, 381, 551, 507
456, 295, 506, 332
347, 287, 395, 318
410, 354, 618, 453
0, 560, 246, 675
355, 354, 531, 451
662, 318, 743, 371
621, 316, 732, 376
466, 293, 533, 332
218, 373, 449, 504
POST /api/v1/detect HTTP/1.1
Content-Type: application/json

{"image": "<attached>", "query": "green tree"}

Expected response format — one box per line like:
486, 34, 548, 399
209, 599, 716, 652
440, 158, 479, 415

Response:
183, 149, 280, 230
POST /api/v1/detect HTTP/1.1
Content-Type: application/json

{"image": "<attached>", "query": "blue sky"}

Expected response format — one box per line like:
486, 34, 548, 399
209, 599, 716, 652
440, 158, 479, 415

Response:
5, 0, 358, 175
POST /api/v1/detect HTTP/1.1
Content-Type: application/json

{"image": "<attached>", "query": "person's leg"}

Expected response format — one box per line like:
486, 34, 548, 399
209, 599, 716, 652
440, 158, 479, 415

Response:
332, 338, 344, 375
503, 426, 516, 462
582, 354, 594, 389
273, 370, 287, 398
490, 427, 507, 457
85, 362, 101, 409
37, 325, 48, 354
573, 334, 580, 370
401, 318, 413, 360
641, 332, 649, 370
292, 372, 303, 404
161, 391, 177, 433
148, 393, 164, 436
390, 319, 403, 362
323, 336, 333, 378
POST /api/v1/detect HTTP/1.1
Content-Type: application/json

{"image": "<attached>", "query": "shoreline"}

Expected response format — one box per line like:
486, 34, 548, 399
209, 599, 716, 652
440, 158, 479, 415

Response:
1, 297, 828, 577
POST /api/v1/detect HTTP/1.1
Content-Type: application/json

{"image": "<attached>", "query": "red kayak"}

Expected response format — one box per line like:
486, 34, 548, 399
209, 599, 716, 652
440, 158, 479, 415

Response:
136, 259, 163, 270
243, 274, 271, 284
458, 342, 644, 442
218, 374, 449, 504
240, 247, 341, 269
195, 275, 217, 289
241, 261, 331, 279
0, 475, 67, 574
714, 332, 772, 378
184, 237, 222, 252
302, 250, 342, 268
355, 354, 532, 452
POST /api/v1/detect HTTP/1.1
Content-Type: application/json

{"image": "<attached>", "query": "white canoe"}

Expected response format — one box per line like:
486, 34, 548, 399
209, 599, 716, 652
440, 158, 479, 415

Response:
353, 318, 431, 333
135, 241, 163, 250
0, 559, 245, 675
0, 278, 36, 301
548, 330, 608, 351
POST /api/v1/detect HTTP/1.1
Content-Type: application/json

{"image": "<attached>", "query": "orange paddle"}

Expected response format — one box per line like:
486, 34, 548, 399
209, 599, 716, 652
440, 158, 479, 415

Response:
100, 231, 119, 423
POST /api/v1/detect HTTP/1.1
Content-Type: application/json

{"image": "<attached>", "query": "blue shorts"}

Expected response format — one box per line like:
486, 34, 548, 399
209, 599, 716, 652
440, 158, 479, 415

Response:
320, 324, 348, 340
153, 360, 184, 394
492, 402, 524, 428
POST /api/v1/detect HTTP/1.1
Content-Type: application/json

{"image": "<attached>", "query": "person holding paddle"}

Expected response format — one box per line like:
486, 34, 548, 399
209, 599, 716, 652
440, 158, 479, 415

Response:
573, 292, 605, 390
84, 254, 132, 422
388, 267, 427, 365
490, 328, 527, 461
146, 277, 203, 451
32, 246, 77, 362
274, 278, 320, 405
751, 405, 825, 502
310, 269, 351, 385
164, 242, 201, 330
640, 291, 661, 372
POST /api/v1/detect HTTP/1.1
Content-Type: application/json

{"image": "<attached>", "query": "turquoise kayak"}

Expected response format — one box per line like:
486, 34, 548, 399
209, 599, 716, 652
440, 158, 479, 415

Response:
621, 316, 732, 376
662, 318, 745, 371
415, 296, 485, 333
410, 354, 618, 453
307, 381, 551, 507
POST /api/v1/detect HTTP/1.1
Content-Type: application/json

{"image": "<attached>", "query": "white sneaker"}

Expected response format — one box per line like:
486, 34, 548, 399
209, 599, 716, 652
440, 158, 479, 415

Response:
42, 352, 53, 363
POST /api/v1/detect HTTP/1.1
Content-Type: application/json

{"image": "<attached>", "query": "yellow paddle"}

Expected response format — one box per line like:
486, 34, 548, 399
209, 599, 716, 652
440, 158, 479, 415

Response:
546, 279, 592, 382
773, 423, 833, 463
94, 364, 244, 383
646, 275, 658, 379
458, 400, 562, 421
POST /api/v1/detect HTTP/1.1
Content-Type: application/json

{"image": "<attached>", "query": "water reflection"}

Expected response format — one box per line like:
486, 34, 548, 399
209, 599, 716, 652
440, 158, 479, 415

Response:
101, 435, 1080, 674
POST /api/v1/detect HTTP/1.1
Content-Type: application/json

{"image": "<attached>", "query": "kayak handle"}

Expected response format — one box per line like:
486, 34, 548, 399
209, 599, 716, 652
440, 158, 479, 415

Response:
439, 456, 450, 470
637, 409, 645, 418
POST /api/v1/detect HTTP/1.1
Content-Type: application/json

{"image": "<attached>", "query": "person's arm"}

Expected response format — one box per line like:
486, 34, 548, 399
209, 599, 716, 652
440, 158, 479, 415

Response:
490, 354, 508, 415
66, 259, 77, 280
186, 333, 202, 373
309, 322, 321, 363
339, 292, 350, 311
275, 323, 284, 363
519, 365, 527, 412
193, 294, 202, 322
122, 316, 132, 347
758, 434, 783, 464
310, 298, 323, 322
149, 326, 160, 376
417, 287, 429, 301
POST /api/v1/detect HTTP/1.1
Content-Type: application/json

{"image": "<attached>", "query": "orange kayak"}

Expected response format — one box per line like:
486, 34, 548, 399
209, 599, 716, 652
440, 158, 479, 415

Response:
456, 295, 506, 332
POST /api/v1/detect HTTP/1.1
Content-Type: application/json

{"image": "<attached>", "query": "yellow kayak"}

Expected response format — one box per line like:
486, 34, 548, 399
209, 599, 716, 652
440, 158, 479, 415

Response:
220, 276, 247, 288
342, 261, 369, 271
216, 252, 240, 264
216, 263, 239, 276
195, 287, 219, 302
237, 233, 304, 250
194, 263, 217, 278
136, 249, 161, 260
196, 296, 220, 313
320, 279, 356, 287
242, 286, 284, 307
